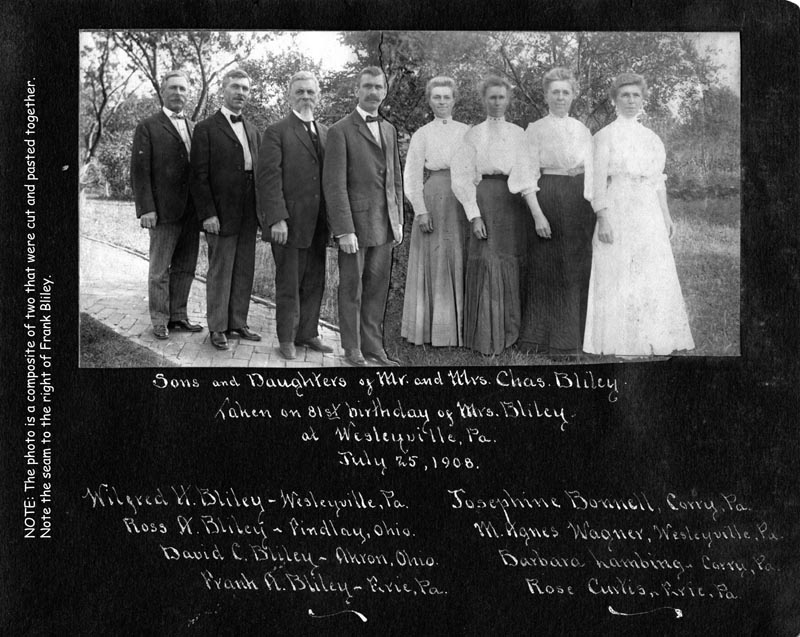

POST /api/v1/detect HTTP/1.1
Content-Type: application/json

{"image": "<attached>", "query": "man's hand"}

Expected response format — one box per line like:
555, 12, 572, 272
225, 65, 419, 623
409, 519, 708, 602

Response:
394, 224, 403, 246
271, 219, 288, 245
203, 216, 221, 234
339, 233, 359, 254
140, 212, 157, 229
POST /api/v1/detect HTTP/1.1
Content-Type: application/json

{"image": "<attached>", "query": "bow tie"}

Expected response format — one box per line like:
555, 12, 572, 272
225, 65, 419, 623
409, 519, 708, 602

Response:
230, 114, 243, 123
170, 112, 185, 119
365, 115, 382, 123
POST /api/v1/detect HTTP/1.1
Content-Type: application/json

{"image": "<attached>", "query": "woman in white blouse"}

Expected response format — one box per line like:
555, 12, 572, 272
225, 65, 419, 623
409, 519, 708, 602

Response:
452, 76, 528, 355
401, 77, 470, 347
584, 73, 694, 356
510, 67, 595, 358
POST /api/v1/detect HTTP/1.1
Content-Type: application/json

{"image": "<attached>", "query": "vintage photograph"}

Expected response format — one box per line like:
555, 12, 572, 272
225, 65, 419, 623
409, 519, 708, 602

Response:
78, 30, 741, 368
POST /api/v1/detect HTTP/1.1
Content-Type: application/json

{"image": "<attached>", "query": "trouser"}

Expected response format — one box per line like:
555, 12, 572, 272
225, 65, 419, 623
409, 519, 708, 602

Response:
148, 215, 200, 327
271, 231, 327, 343
204, 194, 257, 333
337, 241, 392, 353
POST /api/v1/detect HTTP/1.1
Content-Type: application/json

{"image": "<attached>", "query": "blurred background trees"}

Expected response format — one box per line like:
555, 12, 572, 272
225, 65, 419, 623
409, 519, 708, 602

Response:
80, 30, 739, 201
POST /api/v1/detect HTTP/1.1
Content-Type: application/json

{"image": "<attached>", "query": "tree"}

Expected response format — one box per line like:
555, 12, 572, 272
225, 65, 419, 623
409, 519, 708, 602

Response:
80, 31, 139, 166
113, 30, 273, 121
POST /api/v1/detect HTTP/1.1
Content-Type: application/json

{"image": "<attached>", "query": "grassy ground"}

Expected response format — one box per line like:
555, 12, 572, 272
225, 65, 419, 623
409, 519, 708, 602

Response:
80, 313, 176, 367
81, 195, 739, 364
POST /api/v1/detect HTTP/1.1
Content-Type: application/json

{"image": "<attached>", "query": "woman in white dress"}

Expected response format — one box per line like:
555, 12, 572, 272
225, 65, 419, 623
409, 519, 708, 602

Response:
452, 76, 529, 355
584, 73, 694, 356
401, 77, 470, 346
510, 67, 595, 358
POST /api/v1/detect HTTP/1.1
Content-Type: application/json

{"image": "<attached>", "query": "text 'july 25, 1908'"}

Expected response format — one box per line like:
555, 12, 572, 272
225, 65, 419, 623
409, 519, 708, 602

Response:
23, 76, 55, 540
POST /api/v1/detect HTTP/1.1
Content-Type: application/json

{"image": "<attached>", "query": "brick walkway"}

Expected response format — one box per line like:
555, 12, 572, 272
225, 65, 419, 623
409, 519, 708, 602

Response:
79, 237, 351, 367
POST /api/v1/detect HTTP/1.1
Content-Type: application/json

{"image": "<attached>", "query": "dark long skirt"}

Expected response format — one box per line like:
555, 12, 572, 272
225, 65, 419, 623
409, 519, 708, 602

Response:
463, 177, 528, 355
519, 173, 594, 354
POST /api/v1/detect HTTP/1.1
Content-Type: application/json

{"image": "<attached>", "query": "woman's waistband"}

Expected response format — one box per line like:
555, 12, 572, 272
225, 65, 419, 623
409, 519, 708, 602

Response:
610, 173, 659, 184
541, 167, 584, 177
482, 173, 508, 180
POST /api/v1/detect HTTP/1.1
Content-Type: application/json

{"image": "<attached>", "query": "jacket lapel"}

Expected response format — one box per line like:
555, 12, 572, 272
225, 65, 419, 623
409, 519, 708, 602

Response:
291, 114, 317, 158
243, 118, 258, 156
378, 120, 391, 161
352, 111, 382, 150
317, 123, 327, 160
158, 111, 184, 144
214, 110, 240, 145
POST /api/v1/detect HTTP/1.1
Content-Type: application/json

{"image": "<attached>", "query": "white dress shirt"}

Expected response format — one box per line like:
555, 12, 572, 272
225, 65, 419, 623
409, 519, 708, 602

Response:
163, 107, 191, 153
221, 105, 253, 170
451, 118, 525, 220
508, 113, 594, 201
293, 110, 317, 135
403, 117, 469, 216
356, 105, 382, 146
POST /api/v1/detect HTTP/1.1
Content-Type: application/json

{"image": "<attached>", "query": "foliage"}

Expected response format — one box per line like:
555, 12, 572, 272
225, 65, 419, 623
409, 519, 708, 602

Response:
80, 30, 740, 201
95, 131, 134, 199
80, 31, 141, 165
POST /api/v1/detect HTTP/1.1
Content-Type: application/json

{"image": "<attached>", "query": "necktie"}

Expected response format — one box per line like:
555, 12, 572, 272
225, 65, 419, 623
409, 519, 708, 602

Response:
365, 115, 383, 123
230, 114, 243, 123
303, 121, 320, 154
171, 113, 190, 152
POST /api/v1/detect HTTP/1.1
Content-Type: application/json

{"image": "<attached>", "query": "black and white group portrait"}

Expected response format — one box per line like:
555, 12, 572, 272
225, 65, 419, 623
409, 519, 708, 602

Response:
79, 30, 740, 367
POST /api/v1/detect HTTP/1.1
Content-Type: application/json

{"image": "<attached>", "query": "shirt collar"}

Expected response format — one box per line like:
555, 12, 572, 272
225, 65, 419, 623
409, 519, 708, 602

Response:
356, 105, 379, 122
293, 110, 315, 124
163, 106, 185, 120
221, 105, 243, 123
434, 116, 452, 124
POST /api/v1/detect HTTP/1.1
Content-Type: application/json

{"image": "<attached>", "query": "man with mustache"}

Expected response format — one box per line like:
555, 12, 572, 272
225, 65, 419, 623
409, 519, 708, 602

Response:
191, 69, 261, 351
323, 66, 404, 366
257, 71, 333, 360
131, 70, 202, 340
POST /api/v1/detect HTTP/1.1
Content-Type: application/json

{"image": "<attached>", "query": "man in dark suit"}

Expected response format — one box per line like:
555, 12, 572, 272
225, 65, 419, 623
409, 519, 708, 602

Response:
257, 71, 333, 360
323, 66, 404, 366
131, 70, 201, 340
191, 69, 261, 351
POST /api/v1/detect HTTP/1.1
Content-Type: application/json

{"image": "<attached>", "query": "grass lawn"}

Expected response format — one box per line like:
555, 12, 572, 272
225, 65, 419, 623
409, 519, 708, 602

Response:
80, 313, 176, 367
81, 194, 739, 364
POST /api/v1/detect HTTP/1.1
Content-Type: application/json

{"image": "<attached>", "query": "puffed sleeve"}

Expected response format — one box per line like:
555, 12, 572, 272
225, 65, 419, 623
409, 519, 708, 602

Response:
403, 127, 428, 217
508, 125, 540, 196
591, 127, 611, 213
450, 129, 482, 221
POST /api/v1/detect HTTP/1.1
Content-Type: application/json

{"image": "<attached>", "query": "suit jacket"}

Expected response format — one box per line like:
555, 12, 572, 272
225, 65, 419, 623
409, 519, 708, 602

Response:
190, 110, 261, 236
256, 112, 327, 249
130, 111, 194, 222
322, 110, 403, 247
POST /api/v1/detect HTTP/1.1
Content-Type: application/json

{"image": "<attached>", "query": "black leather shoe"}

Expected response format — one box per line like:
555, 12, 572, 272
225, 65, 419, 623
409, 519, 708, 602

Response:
344, 349, 366, 366
363, 350, 400, 366
228, 326, 261, 341
279, 342, 297, 360
168, 319, 203, 332
153, 325, 169, 340
210, 331, 229, 350
295, 337, 334, 353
